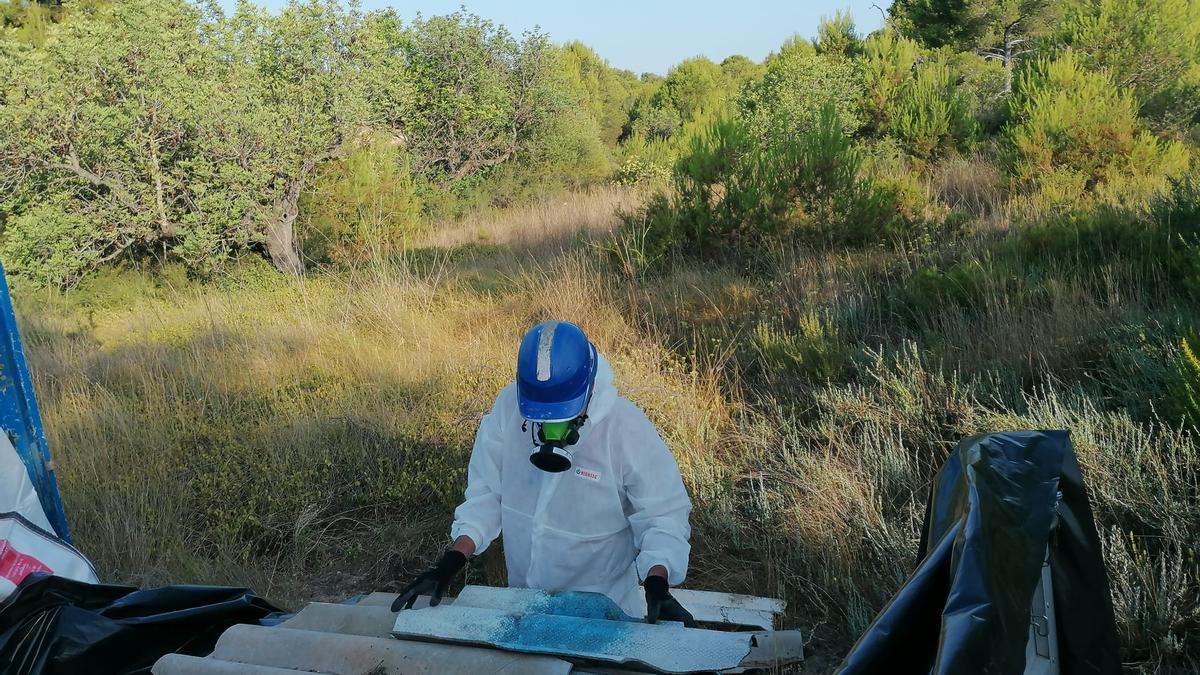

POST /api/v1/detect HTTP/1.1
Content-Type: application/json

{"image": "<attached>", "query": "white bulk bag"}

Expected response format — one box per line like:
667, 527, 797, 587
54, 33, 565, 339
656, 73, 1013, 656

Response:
0, 433, 97, 600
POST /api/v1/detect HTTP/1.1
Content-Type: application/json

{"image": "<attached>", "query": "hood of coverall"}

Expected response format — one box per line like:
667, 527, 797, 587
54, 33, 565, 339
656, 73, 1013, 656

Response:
582, 353, 617, 426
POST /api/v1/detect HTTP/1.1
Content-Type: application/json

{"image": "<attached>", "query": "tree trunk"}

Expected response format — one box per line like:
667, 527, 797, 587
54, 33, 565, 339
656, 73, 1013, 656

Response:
266, 174, 307, 276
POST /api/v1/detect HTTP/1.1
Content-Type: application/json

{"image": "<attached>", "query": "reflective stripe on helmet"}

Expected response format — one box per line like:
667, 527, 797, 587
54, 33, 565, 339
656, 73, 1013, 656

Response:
536, 321, 558, 382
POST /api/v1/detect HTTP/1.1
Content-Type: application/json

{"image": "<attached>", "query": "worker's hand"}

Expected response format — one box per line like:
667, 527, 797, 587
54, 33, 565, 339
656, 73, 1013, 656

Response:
643, 575, 696, 627
391, 550, 468, 611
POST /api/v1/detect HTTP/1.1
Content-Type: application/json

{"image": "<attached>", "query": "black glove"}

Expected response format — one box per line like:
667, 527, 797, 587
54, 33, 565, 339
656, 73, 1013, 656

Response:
644, 575, 696, 627
391, 550, 468, 611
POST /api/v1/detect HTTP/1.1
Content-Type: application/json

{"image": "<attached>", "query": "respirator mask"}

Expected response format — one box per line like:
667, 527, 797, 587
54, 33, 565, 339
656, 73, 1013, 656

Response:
525, 415, 588, 473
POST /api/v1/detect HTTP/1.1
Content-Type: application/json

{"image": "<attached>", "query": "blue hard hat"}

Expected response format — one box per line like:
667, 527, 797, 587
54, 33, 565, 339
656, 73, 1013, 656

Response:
516, 321, 597, 422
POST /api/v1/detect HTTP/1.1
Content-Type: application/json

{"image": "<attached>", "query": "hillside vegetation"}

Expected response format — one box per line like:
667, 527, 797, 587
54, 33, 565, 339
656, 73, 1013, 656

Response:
4, 0, 1200, 672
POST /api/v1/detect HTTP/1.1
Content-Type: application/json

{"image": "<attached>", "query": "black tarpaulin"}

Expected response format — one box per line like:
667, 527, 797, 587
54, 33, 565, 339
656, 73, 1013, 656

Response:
839, 430, 1120, 675
0, 573, 283, 674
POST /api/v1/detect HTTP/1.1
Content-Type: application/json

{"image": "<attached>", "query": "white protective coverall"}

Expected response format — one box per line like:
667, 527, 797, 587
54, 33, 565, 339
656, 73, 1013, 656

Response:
450, 355, 692, 616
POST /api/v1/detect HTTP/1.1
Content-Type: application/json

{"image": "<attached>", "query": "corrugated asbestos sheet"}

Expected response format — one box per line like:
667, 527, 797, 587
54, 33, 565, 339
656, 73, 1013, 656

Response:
453, 585, 785, 631
152, 586, 803, 674
392, 604, 752, 672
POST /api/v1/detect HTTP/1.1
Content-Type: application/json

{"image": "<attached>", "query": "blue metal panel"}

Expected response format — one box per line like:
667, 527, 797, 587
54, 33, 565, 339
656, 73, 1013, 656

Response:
0, 261, 71, 542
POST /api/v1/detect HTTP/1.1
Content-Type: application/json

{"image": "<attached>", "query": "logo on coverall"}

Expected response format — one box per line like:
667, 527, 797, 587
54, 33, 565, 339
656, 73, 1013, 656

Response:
574, 467, 602, 482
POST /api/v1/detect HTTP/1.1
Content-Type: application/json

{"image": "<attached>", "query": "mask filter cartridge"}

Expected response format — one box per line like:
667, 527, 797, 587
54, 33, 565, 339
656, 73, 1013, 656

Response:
528, 419, 583, 473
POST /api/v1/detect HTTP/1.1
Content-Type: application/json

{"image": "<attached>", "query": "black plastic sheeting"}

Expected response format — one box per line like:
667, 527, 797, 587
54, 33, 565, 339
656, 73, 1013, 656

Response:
839, 430, 1120, 675
0, 573, 283, 674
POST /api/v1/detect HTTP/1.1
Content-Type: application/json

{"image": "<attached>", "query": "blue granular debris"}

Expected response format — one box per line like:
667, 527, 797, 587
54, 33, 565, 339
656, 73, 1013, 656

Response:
526, 591, 638, 622
492, 612, 631, 655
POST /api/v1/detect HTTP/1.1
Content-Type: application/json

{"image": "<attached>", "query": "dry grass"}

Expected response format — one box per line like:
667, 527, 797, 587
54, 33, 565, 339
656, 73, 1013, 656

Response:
18, 186, 1200, 672
418, 184, 646, 251
929, 154, 1006, 219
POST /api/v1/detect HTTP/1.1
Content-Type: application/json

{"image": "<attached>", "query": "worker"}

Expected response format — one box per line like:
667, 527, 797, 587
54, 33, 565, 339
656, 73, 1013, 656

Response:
393, 320, 695, 626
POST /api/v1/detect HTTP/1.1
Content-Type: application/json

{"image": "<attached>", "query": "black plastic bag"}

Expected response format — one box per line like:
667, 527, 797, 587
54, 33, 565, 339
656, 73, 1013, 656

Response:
839, 430, 1120, 675
0, 573, 283, 674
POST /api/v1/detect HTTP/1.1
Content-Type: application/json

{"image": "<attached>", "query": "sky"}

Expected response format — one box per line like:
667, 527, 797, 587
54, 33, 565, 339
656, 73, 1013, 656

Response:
219, 1, 888, 75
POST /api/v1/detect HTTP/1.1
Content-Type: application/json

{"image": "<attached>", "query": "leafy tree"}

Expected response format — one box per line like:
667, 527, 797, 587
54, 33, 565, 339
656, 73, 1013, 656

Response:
892, 0, 1059, 92
1006, 50, 1190, 212
0, 198, 107, 287
861, 31, 923, 132
1, 0, 224, 284
516, 48, 614, 189
1059, 0, 1200, 134
657, 57, 726, 123
525, 108, 612, 185
217, 0, 399, 275
620, 56, 743, 147
815, 10, 862, 58
719, 54, 765, 90
860, 32, 978, 158
2, 0, 70, 45
398, 11, 564, 183
889, 0, 973, 48
627, 100, 681, 142
560, 41, 644, 146
891, 61, 977, 158
769, 33, 818, 63
892, 0, 1058, 50
975, 0, 1059, 93
0, 0, 399, 281
941, 49, 1010, 132
740, 45, 864, 139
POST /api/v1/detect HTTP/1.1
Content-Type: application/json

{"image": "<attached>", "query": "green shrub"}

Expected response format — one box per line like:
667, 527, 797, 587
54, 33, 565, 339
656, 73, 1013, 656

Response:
1006, 50, 1191, 214
896, 261, 991, 316
626, 105, 942, 264
619, 57, 739, 148
1018, 207, 1151, 261
611, 192, 673, 277
657, 57, 727, 124
639, 116, 759, 259
1185, 240, 1200, 301
739, 49, 864, 139
815, 11, 862, 59
891, 257, 1030, 326
1059, 0, 1200, 136
1151, 177, 1200, 299
217, 255, 290, 293
755, 105, 933, 246
300, 136, 423, 265
615, 157, 672, 187
16, 263, 198, 312
615, 107, 722, 191
943, 51, 1009, 134
625, 100, 682, 142
1177, 336, 1200, 427
860, 34, 981, 156
1017, 176, 1200, 295
451, 153, 608, 214
891, 61, 977, 159
558, 41, 646, 147
860, 31, 923, 133
753, 310, 855, 384
522, 58, 617, 187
